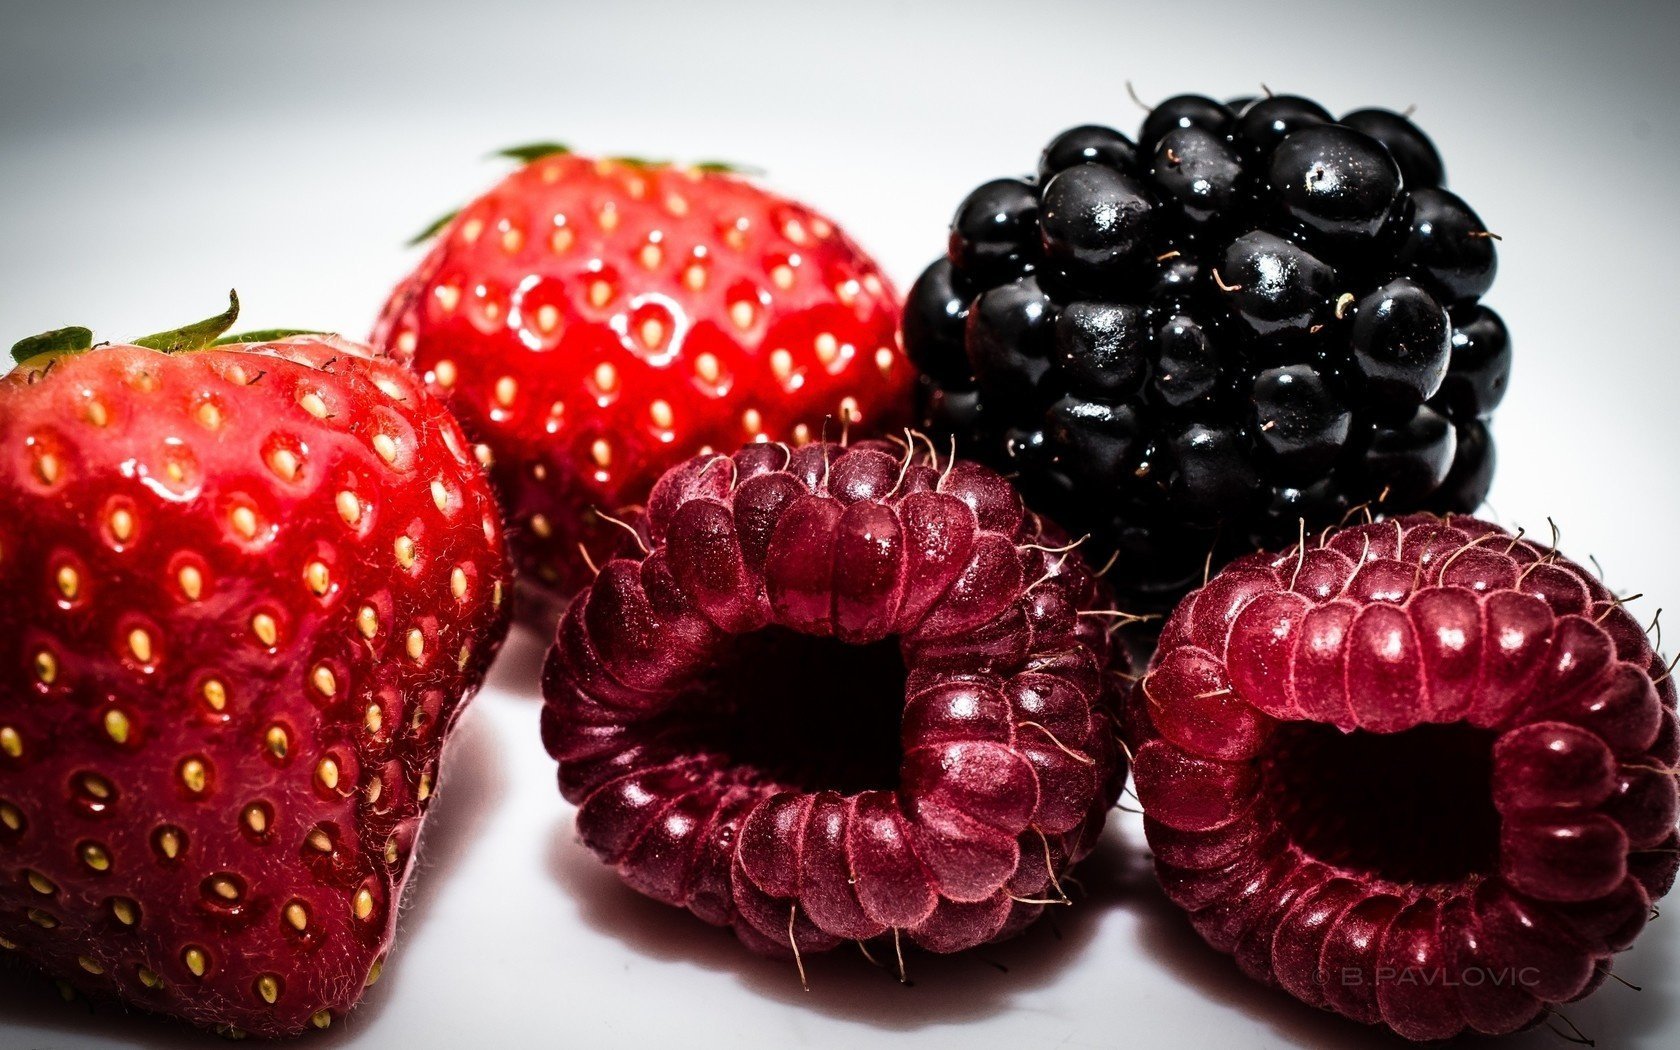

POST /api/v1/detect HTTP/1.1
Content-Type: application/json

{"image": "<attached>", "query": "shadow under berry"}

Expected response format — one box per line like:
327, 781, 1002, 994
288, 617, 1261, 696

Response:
320, 705, 510, 1043
1487, 910, 1677, 1050
546, 811, 1132, 1029
478, 622, 553, 702
1122, 873, 1417, 1050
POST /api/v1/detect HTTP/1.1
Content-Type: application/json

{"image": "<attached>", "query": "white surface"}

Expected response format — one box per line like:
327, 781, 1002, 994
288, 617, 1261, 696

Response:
2, 0, 1678, 1046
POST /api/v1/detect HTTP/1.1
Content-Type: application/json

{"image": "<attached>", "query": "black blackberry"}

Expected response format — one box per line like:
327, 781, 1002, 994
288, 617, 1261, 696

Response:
904, 91, 1509, 609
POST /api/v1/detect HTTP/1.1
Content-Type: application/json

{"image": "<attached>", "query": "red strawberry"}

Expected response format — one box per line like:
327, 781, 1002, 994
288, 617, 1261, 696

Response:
0, 299, 511, 1038
373, 148, 911, 602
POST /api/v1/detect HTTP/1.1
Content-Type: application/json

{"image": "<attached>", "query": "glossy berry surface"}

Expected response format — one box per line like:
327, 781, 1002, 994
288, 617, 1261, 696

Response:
1233, 95, 1333, 158
541, 440, 1127, 960
905, 94, 1508, 609
1038, 124, 1139, 185
1127, 514, 1678, 1040
1268, 124, 1403, 245
1341, 108, 1446, 189
374, 150, 910, 604
0, 335, 512, 1037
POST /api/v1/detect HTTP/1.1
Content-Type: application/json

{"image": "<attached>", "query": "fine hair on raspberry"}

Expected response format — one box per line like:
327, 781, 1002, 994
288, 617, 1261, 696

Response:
541, 439, 1128, 966
1127, 513, 1679, 1040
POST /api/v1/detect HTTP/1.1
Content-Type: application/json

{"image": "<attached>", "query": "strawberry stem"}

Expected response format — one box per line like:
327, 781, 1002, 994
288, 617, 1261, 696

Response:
132, 290, 240, 353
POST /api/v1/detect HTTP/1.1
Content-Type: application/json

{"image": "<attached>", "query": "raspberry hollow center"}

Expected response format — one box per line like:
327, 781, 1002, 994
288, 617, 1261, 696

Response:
665, 627, 907, 794
1262, 721, 1501, 886
1131, 515, 1680, 1040
542, 442, 1130, 959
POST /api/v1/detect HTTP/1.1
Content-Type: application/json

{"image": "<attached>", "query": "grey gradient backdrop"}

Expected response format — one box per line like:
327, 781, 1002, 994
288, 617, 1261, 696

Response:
2, 0, 1678, 1047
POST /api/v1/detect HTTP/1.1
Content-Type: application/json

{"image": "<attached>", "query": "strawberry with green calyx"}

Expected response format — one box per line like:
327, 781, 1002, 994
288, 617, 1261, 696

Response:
0, 294, 511, 1038
374, 145, 910, 604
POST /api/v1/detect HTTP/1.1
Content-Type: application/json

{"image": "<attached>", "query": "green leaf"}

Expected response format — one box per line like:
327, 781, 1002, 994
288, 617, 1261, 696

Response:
11, 325, 94, 365
214, 328, 326, 346
606, 154, 672, 169
692, 159, 765, 176
494, 142, 572, 164
406, 209, 459, 247
133, 290, 241, 353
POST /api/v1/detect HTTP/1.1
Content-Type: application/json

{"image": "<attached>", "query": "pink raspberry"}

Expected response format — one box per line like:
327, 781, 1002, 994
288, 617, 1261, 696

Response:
1128, 513, 1678, 1040
541, 440, 1128, 965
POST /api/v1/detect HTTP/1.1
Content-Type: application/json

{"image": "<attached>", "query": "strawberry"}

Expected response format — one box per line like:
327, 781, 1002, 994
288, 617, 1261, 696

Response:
0, 297, 511, 1038
373, 147, 911, 602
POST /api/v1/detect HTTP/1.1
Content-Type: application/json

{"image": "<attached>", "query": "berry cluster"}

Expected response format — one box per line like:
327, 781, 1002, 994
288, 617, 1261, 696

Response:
0, 107, 1671, 1047
906, 94, 1510, 608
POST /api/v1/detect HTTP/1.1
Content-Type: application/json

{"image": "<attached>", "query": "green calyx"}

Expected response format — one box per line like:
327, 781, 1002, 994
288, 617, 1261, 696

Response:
494, 141, 572, 164
132, 290, 241, 352
493, 144, 754, 173
10, 326, 95, 366
215, 328, 325, 346
404, 143, 761, 248
605, 153, 672, 169
407, 209, 460, 248
602, 156, 761, 176
691, 159, 764, 176
7, 291, 323, 371
405, 143, 570, 247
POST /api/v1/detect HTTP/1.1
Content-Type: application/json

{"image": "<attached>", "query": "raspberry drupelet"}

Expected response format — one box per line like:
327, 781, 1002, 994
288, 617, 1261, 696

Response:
1127, 513, 1678, 1040
541, 439, 1129, 962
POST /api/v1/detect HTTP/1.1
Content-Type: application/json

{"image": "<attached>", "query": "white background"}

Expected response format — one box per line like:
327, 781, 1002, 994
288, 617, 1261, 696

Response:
2, 0, 1677, 1046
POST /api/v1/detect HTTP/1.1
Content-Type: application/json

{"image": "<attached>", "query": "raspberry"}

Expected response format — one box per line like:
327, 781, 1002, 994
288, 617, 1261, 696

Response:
540, 440, 1127, 964
905, 95, 1508, 610
1127, 514, 1678, 1040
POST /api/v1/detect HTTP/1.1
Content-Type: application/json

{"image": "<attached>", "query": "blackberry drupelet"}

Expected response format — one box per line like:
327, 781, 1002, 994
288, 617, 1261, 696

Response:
906, 91, 1509, 609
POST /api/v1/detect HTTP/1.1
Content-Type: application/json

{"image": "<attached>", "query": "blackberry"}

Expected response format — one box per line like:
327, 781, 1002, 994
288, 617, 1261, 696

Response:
906, 91, 1509, 609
